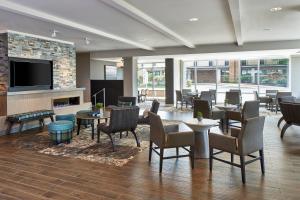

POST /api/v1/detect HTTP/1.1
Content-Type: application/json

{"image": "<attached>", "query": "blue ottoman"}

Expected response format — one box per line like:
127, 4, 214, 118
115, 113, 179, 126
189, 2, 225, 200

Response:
56, 114, 76, 127
48, 120, 74, 144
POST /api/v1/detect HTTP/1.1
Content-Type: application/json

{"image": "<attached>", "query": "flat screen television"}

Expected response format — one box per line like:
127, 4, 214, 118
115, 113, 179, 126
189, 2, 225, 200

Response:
9, 58, 53, 92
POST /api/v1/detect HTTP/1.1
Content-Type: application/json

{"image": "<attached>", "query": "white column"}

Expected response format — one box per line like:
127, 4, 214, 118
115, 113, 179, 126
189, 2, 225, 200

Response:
123, 57, 137, 97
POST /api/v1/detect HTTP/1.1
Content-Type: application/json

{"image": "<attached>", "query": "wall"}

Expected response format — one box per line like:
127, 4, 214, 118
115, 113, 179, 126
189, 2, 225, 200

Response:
7, 32, 76, 89
123, 57, 137, 97
76, 53, 91, 102
90, 59, 117, 80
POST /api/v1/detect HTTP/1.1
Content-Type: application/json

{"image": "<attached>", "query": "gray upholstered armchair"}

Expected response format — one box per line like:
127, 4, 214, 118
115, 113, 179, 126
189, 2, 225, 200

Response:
226, 100, 259, 130
209, 116, 266, 184
97, 106, 140, 151
148, 112, 195, 173
138, 100, 160, 125
225, 91, 241, 107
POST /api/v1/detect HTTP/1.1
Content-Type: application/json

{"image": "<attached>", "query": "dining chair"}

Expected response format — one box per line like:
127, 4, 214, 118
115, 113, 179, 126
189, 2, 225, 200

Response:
148, 112, 195, 173
275, 92, 292, 113
226, 100, 259, 130
225, 91, 241, 107
209, 116, 266, 184
277, 96, 295, 128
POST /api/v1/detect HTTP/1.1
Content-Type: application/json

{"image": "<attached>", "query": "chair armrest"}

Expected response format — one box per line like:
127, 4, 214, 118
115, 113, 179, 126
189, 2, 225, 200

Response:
230, 127, 241, 138
209, 132, 238, 153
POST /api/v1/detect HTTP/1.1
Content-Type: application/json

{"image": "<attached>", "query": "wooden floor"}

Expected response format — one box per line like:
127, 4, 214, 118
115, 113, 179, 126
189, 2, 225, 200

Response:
0, 111, 300, 200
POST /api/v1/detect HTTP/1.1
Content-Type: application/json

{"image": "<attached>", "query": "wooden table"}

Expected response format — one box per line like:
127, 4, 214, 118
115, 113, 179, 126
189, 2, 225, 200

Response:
76, 111, 110, 143
184, 118, 218, 159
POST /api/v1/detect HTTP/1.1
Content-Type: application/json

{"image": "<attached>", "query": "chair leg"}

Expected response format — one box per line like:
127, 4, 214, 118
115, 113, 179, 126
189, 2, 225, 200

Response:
108, 134, 115, 151
190, 146, 194, 169
19, 122, 24, 134
176, 147, 179, 157
149, 141, 153, 162
120, 132, 122, 139
131, 130, 140, 147
159, 148, 164, 173
281, 123, 291, 138
240, 156, 246, 184
231, 153, 234, 164
97, 129, 100, 143
259, 149, 265, 174
209, 147, 213, 171
277, 116, 284, 128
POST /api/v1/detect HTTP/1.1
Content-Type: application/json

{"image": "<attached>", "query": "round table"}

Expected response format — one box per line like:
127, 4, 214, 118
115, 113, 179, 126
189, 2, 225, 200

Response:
184, 118, 218, 159
215, 104, 237, 111
76, 111, 110, 143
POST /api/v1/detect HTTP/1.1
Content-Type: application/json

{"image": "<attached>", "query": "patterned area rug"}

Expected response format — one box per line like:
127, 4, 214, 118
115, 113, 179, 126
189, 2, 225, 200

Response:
14, 120, 179, 167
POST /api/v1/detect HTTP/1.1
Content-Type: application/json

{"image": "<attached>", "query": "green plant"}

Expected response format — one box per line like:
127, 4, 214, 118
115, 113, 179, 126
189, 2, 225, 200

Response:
95, 103, 103, 109
197, 111, 203, 118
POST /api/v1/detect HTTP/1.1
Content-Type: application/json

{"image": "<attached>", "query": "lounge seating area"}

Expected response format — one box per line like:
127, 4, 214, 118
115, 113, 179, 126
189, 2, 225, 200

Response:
1, 1, 300, 199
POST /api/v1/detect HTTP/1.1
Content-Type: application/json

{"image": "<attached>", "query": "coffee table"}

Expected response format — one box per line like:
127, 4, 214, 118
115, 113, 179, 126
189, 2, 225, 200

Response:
76, 111, 110, 143
184, 118, 218, 158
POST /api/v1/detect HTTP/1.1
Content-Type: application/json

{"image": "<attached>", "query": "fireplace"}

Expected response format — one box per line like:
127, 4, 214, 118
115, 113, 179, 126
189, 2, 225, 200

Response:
53, 96, 80, 108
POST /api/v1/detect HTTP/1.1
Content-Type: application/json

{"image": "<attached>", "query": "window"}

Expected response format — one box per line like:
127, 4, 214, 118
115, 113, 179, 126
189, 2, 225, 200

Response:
137, 62, 165, 100
181, 58, 290, 103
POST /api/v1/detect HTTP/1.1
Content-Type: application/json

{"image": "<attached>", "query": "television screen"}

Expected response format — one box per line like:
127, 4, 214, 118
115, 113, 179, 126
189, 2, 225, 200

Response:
10, 58, 53, 89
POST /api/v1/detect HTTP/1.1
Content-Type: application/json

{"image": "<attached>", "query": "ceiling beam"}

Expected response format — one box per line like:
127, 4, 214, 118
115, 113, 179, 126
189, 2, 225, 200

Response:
227, 0, 243, 46
101, 0, 195, 48
0, 0, 154, 50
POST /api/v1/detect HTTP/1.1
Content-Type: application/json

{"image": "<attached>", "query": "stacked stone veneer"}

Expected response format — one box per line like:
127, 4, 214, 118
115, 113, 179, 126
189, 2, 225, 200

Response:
0, 33, 8, 93
0, 32, 76, 90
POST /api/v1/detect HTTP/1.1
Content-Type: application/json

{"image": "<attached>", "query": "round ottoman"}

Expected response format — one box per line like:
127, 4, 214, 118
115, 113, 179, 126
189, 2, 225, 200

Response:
48, 120, 74, 144
56, 114, 76, 127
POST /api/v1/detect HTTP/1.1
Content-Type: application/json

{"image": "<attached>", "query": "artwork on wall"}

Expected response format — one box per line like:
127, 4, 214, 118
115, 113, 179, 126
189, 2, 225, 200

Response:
104, 65, 123, 80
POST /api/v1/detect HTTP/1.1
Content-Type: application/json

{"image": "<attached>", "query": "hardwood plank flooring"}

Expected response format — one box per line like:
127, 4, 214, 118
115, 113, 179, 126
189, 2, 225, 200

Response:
0, 111, 299, 200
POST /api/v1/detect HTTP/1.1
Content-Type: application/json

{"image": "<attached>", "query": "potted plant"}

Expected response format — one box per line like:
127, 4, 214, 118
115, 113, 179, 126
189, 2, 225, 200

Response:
196, 111, 203, 122
95, 102, 103, 114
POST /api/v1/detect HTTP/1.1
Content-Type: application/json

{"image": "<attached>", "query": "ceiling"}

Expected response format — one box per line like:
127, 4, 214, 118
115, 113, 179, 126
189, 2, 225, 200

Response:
0, 0, 300, 52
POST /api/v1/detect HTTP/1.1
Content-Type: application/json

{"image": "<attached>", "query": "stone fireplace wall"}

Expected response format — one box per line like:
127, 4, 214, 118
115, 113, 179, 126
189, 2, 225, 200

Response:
7, 32, 76, 89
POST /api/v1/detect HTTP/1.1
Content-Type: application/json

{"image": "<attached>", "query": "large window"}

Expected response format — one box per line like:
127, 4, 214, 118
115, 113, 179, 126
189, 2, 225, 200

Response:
182, 58, 290, 103
137, 62, 165, 100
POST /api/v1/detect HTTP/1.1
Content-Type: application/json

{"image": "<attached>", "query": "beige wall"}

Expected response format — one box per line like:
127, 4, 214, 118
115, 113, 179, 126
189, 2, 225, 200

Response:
76, 53, 91, 102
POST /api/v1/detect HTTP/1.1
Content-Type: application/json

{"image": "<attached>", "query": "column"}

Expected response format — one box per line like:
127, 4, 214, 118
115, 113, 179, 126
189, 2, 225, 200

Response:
165, 58, 180, 104
76, 52, 91, 103
290, 55, 300, 98
123, 57, 137, 97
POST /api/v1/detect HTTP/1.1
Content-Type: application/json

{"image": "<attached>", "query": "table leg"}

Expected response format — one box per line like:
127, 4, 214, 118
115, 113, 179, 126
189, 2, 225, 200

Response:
194, 130, 209, 159
77, 119, 81, 135
91, 121, 94, 140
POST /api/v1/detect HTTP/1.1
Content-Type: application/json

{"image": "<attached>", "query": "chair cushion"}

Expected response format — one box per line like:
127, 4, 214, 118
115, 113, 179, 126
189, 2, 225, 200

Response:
98, 122, 110, 133
209, 132, 238, 154
56, 114, 75, 124
118, 101, 132, 107
165, 131, 194, 148
226, 110, 242, 121
137, 115, 149, 124
7, 110, 54, 122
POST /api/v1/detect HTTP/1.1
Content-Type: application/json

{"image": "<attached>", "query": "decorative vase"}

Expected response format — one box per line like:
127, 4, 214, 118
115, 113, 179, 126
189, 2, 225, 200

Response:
197, 116, 203, 122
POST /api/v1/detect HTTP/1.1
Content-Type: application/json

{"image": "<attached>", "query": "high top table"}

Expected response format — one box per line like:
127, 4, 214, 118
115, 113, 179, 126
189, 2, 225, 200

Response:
183, 118, 218, 158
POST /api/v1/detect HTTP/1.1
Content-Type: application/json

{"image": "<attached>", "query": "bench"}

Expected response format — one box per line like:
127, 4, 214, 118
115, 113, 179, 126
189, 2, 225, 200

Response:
6, 110, 55, 134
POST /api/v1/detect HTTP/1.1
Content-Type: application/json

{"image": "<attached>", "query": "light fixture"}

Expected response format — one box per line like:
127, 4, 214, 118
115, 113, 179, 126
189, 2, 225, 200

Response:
84, 37, 90, 45
270, 7, 282, 12
264, 28, 271, 31
189, 18, 199, 22
51, 30, 58, 38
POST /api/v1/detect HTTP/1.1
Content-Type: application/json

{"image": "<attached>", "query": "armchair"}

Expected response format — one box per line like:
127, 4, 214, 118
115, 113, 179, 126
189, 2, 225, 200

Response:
148, 112, 195, 173
209, 116, 266, 184
97, 106, 140, 151
226, 100, 259, 130
138, 100, 160, 125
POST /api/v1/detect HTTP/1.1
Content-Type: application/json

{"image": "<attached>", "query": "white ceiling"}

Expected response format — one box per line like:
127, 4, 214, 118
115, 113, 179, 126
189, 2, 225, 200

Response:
0, 0, 300, 52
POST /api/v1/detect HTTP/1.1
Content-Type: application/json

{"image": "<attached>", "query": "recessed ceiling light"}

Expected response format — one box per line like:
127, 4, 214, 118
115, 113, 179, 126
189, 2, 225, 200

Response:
51, 30, 58, 38
189, 18, 199, 22
270, 7, 282, 12
84, 37, 90, 45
